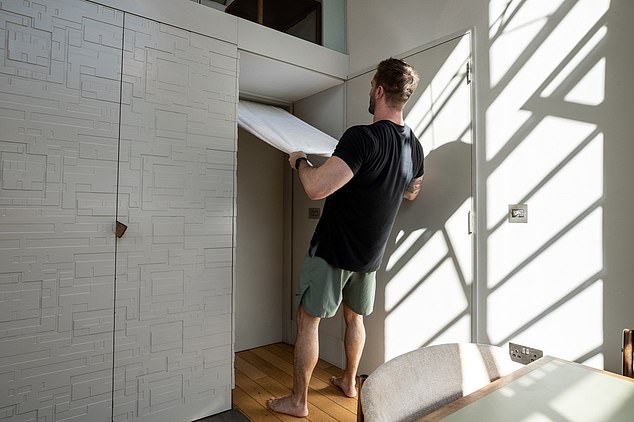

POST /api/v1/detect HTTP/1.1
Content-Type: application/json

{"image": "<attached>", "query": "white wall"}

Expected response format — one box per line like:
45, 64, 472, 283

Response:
348, 0, 634, 373
235, 129, 286, 351
294, 85, 346, 140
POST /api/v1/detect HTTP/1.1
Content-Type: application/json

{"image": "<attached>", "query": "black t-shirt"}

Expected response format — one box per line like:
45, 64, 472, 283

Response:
311, 120, 424, 272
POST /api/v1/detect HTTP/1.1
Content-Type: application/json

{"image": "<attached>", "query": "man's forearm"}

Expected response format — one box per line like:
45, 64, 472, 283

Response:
288, 152, 354, 200
297, 160, 328, 200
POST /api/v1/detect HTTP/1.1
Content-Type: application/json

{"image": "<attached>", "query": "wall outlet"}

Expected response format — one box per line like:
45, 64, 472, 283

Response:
508, 203, 528, 223
509, 342, 543, 364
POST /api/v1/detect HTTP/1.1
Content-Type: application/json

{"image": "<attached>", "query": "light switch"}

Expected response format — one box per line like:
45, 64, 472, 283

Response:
508, 203, 528, 223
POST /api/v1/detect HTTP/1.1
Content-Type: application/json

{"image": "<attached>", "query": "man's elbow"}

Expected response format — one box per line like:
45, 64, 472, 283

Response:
403, 190, 421, 201
404, 176, 423, 201
304, 186, 328, 201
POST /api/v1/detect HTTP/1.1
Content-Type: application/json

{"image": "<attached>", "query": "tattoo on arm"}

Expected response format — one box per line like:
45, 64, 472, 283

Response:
407, 177, 422, 193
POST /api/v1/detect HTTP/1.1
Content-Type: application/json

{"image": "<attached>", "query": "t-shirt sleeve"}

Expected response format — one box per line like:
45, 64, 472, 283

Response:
332, 126, 367, 175
414, 144, 425, 178
414, 140, 424, 178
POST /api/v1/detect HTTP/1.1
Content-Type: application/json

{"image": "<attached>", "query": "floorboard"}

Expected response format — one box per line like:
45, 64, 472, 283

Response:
234, 343, 358, 422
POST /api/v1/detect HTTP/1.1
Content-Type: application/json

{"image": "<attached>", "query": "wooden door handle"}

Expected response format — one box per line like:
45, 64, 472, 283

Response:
116, 221, 128, 238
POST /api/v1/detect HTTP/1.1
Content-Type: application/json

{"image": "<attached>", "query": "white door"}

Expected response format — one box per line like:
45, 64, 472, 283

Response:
113, 15, 237, 422
346, 33, 475, 371
0, 2, 122, 420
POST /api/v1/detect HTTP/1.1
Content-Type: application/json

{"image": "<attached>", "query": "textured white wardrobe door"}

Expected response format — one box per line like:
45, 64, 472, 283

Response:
0, 0, 122, 421
113, 15, 237, 422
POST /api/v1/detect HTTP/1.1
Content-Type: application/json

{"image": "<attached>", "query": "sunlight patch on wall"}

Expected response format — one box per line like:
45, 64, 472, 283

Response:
581, 353, 604, 369
489, 0, 564, 88
488, 207, 603, 347
405, 35, 471, 154
502, 281, 604, 369
487, 116, 597, 230
488, 132, 603, 287
540, 26, 607, 98
485, 101, 530, 163
445, 198, 473, 286
565, 58, 606, 106
432, 315, 471, 346
386, 229, 424, 272
385, 258, 469, 360
486, 0, 610, 161
385, 230, 447, 311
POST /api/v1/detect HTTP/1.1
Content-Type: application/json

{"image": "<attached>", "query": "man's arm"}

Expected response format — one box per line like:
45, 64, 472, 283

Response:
289, 151, 353, 200
403, 175, 423, 201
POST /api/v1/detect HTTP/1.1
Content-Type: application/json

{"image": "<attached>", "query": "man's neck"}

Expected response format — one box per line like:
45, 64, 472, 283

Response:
373, 106, 404, 126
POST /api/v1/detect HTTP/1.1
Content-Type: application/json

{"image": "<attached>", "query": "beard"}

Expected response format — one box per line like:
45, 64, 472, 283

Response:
368, 96, 375, 115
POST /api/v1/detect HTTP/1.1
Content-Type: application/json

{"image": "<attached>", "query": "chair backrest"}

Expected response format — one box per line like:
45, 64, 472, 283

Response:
359, 343, 522, 422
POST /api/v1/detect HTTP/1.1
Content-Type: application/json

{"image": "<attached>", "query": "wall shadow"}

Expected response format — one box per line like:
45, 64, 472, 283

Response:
364, 140, 473, 370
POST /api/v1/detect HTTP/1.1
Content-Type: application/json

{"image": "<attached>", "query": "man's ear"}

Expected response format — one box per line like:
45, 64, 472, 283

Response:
375, 84, 385, 98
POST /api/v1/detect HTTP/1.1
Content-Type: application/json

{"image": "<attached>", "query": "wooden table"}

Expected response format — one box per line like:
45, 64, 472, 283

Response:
419, 356, 634, 422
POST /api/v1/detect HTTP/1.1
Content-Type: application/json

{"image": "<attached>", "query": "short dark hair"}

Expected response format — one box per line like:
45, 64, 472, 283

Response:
373, 58, 419, 108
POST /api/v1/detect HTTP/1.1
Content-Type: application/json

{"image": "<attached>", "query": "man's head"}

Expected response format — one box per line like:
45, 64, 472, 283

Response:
369, 58, 419, 115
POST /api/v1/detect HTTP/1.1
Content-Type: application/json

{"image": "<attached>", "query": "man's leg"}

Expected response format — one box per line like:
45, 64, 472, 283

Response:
267, 306, 320, 417
331, 304, 365, 398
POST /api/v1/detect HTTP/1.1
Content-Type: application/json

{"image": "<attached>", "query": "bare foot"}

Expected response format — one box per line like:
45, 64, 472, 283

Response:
330, 376, 357, 398
266, 396, 309, 418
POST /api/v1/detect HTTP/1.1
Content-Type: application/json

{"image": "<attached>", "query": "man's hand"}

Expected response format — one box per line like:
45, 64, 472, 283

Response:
288, 151, 307, 169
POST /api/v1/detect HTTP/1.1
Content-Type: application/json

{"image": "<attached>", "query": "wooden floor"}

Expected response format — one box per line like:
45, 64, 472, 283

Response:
234, 343, 358, 422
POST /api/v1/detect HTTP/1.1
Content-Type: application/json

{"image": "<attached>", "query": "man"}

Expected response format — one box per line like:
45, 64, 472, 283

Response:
267, 58, 424, 418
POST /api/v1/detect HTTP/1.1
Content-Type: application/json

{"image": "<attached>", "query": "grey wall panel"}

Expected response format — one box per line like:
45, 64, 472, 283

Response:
113, 14, 237, 422
235, 129, 285, 352
0, 0, 123, 420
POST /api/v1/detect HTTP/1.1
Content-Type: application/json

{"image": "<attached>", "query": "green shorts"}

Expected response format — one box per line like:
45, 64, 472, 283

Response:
296, 244, 376, 318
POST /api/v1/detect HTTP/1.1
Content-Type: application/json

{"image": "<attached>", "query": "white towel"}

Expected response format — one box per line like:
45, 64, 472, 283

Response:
238, 100, 338, 156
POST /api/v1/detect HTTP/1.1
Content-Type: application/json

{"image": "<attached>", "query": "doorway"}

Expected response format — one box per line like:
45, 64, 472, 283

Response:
235, 128, 287, 351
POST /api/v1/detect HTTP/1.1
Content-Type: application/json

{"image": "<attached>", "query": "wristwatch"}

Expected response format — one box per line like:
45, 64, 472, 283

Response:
295, 156, 309, 170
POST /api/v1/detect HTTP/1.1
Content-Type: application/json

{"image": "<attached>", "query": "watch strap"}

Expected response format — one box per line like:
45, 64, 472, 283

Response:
295, 156, 308, 170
